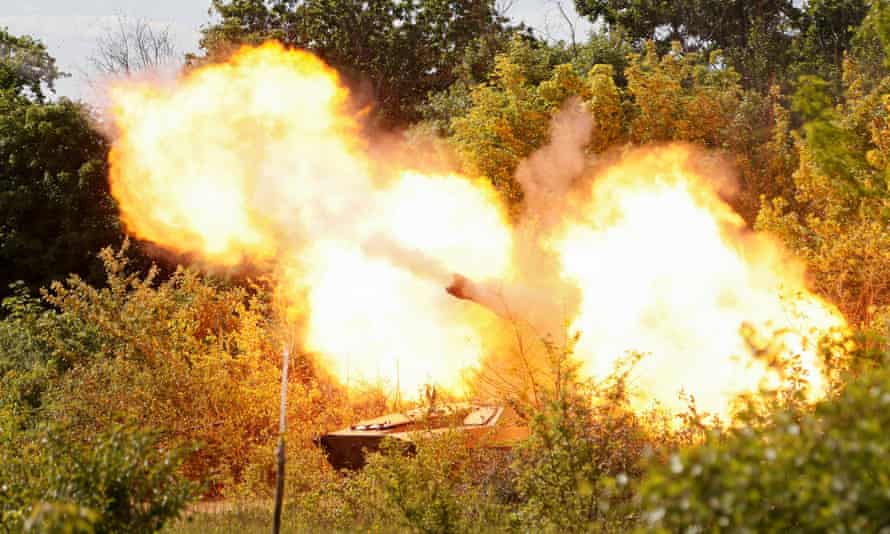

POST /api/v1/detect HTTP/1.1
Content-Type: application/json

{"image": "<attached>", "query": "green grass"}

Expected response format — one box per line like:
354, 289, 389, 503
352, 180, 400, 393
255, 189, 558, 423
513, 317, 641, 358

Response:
164, 503, 276, 534
162, 503, 395, 534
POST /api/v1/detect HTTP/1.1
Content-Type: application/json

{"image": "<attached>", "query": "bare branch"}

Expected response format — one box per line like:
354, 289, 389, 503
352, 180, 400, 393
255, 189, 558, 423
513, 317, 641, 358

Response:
548, 0, 578, 57
495, 0, 518, 18
90, 16, 179, 77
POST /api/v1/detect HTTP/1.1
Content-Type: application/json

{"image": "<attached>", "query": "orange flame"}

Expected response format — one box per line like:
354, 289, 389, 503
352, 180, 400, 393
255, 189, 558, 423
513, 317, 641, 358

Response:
109, 43, 513, 395
554, 147, 846, 415
108, 43, 847, 417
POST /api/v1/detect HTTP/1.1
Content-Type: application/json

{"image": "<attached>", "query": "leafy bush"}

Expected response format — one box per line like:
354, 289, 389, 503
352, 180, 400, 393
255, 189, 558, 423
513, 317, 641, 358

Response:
285, 432, 508, 533
640, 364, 890, 532
0, 68, 121, 298
510, 397, 637, 532
1, 425, 196, 533
0, 283, 59, 416
0, 244, 354, 494
505, 355, 687, 534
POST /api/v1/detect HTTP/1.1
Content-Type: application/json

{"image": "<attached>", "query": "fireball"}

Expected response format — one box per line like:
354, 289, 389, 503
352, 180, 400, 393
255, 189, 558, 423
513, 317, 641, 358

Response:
107, 43, 847, 418
553, 147, 846, 416
108, 43, 513, 396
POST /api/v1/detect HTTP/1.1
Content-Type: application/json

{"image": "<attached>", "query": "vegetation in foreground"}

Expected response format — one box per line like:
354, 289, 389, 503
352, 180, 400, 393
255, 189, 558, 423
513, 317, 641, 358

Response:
3, 0, 890, 531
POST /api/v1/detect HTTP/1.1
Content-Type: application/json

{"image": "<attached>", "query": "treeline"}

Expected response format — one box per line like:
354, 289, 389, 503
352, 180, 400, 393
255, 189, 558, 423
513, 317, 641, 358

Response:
2, 0, 890, 532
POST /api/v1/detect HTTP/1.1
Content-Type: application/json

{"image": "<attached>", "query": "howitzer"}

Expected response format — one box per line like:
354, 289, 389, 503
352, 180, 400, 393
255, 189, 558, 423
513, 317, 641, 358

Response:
316, 403, 528, 470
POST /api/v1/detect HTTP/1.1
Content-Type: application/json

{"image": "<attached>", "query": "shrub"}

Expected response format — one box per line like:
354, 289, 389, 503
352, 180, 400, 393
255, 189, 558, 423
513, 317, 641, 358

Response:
0, 244, 354, 494
508, 368, 660, 534
287, 432, 508, 533
640, 364, 890, 532
1, 425, 196, 533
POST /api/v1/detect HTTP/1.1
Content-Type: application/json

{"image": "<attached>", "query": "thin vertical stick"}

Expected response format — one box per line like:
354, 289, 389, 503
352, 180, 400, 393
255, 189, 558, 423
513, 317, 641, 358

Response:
272, 345, 290, 534
395, 356, 401, 411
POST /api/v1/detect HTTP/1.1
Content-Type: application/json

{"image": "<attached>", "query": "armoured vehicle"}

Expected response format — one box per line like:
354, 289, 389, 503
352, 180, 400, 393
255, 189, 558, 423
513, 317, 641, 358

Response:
318, 403, 529, 470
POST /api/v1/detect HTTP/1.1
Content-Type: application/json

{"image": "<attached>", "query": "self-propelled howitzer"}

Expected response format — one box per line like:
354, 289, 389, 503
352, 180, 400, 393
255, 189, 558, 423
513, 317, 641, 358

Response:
317, 403, 529, 470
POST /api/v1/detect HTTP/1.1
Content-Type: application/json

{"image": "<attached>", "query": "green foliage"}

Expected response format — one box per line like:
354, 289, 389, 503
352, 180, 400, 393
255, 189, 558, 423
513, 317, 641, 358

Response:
451, 37, 556, 208
0, 28, 64, 102
1, 425, 195, 534
576, 0, 801, 84
575, 0, 797, 47
364, 435, 506, 533
510, 398, 633, 532
792, 0, 870, 83
0, 242, 362, 528
417, 29, 624, 137
445, 35, 624, 205
586, 63, 623, 152
24, 503, 99, 534
201, 0, 522, 125
576, 0, 873, 88
504, 352, 687, 533
52, 247, 342, 491
792, 75, 868, 185
0, 244, 352, 497
640, 363, 890, 532
270, 432, 509, 533
624, 42, 741, 145
450, 37, 750, 211
570, 31, 634, 83
0, 283, 59, 414
419, 34, 513, 136
853, 0, 890, 70
0, 84, 120, 299
757, 59, 890, 326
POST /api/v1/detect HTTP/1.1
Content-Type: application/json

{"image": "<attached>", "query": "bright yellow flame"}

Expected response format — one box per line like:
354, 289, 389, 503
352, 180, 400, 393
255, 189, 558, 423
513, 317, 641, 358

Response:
108, 43, 513, 395
378, 171, 512, 280
109, 42, 363, 265
555, 147, 846, 416
297, 171, 512, 393
108, 43, 848, 417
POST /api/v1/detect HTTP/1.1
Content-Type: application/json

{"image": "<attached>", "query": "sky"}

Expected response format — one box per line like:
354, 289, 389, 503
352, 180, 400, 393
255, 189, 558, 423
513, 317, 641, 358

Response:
0, 0, 593, 102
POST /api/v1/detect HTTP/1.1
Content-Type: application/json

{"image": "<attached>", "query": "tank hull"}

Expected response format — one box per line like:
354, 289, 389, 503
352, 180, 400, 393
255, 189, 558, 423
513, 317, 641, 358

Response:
317, 404, 529, 470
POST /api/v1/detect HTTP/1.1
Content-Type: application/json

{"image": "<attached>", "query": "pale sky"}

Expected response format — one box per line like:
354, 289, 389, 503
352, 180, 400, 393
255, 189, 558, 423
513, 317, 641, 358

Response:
0, 0, 593, 102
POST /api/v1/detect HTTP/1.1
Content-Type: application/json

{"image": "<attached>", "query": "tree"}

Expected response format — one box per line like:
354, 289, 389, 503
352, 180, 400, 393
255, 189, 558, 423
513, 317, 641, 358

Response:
757, 0, 890, 328
451, 37, 561, 208
200, 0, 522, 125
848, 0, 890, 82
450, 36, 749, 211
792, 0, 870, 83
574, 0, 873, 88
756, 68, 890, 327
0, 31, 122, 298
0, 93, 120, 297
89, 16, 179, 77
574, 0, 801, 52
0, 28, 65, 102
624, 41, 741, 146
